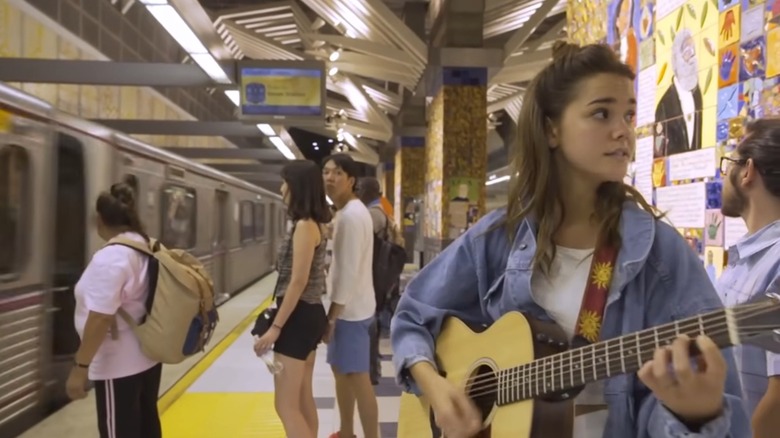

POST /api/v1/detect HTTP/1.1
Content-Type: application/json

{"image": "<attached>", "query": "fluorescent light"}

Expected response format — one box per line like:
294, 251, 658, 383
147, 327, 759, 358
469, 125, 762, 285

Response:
224, 90, 240, 106
269, 136, 296, 160
146, 5, 207, 54
257, 124, 276, 136
191, 53, 231, 84
328, 66, 339, 76
142, 3, 232, 85
486, 175, 510, 186
326, 196, 334, 205
329, 50, 341, 62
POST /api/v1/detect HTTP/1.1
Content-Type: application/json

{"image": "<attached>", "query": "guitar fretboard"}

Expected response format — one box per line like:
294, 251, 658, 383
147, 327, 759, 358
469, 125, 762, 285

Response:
494, 308, 735, 406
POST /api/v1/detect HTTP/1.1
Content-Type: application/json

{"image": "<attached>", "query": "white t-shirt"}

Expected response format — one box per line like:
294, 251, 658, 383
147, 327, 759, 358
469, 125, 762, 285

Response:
531, 246, 607, 438
327, 199, 376, 321
73, 232, 158, 380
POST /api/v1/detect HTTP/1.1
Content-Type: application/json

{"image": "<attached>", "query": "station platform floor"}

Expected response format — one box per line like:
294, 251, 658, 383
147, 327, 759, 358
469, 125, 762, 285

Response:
20, 274, 402, 438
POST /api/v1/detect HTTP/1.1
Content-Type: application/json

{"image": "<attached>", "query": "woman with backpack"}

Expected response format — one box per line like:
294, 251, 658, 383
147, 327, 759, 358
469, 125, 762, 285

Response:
66, 181, 162, 438
253, 160, 332, 438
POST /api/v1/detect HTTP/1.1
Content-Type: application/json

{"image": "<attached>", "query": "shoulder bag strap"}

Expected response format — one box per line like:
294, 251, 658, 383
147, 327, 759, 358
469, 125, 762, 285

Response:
272, 221, 295, 301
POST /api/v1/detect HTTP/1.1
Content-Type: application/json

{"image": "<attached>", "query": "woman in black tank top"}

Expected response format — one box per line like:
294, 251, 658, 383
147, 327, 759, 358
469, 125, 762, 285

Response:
253, 160, 332, 438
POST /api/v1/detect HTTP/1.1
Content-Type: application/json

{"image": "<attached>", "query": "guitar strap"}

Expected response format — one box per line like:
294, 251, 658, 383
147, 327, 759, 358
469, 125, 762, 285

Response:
571, 242, 619, 346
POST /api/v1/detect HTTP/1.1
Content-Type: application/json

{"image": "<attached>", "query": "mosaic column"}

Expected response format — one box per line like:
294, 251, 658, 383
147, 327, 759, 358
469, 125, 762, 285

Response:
394, 136, 426, 227
424, 67, 488, 262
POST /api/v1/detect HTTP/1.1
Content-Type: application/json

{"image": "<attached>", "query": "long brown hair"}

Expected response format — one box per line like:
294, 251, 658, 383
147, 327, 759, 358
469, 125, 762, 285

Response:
506, 41, 660, 274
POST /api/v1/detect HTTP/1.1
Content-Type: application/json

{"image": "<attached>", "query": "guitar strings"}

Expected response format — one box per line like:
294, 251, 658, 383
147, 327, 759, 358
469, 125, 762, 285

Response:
458, 303, 774, 400
464, 317, 739, 400
461, 301, 769, 389
463, 307, 771, 401
462, 304, 771, 400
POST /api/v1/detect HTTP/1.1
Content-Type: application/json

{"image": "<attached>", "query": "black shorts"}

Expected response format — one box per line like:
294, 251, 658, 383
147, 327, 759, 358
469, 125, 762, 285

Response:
273, 297, 327, 361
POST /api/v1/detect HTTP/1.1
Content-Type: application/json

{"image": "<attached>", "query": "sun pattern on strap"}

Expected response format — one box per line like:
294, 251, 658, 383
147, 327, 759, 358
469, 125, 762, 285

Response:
591, 262, 613, 289
577, 310, 603, 343
573, 246, 618, 346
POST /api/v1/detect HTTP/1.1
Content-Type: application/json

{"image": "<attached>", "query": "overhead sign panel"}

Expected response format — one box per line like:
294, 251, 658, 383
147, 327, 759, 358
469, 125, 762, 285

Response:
237, 60, 326, 125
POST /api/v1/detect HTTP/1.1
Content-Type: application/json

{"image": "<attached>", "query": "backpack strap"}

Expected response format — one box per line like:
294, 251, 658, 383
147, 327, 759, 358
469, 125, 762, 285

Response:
370, 204, 390, 241
105, 236, 155, 255
103, 236, 154, 339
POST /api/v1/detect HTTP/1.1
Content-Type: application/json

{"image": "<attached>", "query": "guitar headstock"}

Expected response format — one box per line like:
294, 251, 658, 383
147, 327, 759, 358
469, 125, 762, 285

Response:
734, 293, 780, 353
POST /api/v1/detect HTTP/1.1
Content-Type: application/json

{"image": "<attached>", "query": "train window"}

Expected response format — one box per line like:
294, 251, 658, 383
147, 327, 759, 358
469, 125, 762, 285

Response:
160, 184, 197, 249
239, 201, 254, 243
0, 145, 29, 279
254, 202, 265, 239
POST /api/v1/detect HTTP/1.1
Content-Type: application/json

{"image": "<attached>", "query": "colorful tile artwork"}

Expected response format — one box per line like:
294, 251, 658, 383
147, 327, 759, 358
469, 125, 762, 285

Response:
567, 0, 780, 280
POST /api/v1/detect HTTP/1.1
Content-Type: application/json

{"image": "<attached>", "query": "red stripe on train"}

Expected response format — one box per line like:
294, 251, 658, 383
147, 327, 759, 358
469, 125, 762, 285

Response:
0, 292, 45, 313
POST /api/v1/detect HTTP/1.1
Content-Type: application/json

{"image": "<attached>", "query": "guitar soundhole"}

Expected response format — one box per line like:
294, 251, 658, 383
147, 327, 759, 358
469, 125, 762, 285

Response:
466, 364, 498, 426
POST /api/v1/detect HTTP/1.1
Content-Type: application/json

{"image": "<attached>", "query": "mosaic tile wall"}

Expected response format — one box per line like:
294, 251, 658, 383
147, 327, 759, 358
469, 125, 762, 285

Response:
566, 0, 780, 280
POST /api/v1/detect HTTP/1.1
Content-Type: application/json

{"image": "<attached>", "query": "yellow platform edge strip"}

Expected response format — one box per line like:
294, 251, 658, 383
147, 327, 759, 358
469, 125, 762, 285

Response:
157, 294, 272, 414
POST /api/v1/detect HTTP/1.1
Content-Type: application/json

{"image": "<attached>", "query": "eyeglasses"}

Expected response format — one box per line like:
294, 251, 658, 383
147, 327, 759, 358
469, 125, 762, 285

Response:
720, 154, 780, 177
720, 156, 747, 176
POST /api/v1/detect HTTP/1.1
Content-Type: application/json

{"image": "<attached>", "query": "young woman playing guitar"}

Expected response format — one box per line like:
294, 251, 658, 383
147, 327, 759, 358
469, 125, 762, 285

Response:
390, 42, 751, 438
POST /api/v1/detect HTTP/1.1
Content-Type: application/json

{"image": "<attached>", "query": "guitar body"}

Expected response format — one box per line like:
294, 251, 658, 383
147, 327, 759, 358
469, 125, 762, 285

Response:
397, 312, 575, 438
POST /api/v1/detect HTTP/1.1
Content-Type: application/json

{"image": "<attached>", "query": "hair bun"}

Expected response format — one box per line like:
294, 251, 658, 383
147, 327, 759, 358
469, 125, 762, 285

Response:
110, 182, 136, 208
551, 40, 581, 60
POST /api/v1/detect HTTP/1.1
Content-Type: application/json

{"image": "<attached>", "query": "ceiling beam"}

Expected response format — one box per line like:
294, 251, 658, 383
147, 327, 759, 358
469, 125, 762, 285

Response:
0, 58, 235, 87
503, 0, 561, 60
169, 0, 234, 60
90, 120, 264, 137
164, 147, 286, 160
525, 18, 565, 53
487, 90, 524, 113
219, 19, 310, 60
300, 33, 420, 68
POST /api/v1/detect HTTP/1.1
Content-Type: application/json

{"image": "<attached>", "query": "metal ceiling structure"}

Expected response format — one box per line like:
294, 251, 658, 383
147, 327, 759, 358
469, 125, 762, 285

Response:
0, 0, 570, 192
4, 0, 569, 190
196, 0, 568, 172
93, 0, 566, 187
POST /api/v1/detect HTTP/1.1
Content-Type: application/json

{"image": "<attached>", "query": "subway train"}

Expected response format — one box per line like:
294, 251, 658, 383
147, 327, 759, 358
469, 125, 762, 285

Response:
0, 82, 287, 438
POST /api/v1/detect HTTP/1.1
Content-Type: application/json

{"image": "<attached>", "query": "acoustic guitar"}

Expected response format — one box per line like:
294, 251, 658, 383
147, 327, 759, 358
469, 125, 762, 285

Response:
397, 294, 780, 437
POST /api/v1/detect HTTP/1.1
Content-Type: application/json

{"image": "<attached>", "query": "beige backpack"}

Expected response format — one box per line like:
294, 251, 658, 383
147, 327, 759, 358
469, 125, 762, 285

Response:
107, 236, 219, 364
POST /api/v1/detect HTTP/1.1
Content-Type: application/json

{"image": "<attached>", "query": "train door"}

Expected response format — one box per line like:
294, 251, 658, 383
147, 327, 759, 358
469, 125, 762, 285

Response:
49, 133, 87, 407
0, 137, 45, 437
212, 190, 228, 301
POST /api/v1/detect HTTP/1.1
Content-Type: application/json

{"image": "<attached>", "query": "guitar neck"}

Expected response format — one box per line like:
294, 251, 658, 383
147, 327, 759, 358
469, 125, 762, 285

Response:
496, 307, 737, 406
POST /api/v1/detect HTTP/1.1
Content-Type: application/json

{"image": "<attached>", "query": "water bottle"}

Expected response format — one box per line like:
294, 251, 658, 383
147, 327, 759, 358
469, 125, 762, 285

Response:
261, 351, 284, 374
255, 337, 284, 374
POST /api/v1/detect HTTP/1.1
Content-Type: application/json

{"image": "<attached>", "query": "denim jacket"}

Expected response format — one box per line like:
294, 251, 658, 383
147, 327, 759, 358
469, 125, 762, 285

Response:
391, 203, 751, 438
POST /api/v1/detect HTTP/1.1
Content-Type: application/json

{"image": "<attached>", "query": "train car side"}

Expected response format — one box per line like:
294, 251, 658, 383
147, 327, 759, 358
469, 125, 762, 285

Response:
0, 82, 286, 438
